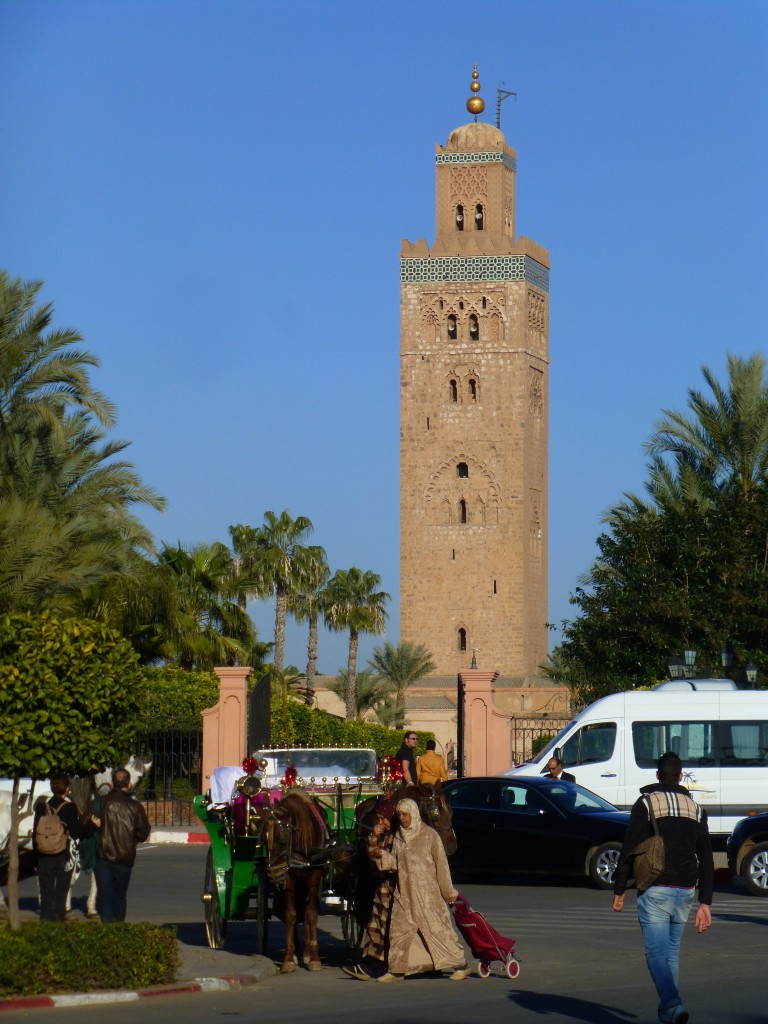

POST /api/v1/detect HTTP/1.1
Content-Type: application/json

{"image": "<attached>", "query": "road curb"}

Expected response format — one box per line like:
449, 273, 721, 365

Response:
0, 973, 262, 1013
150, 831, 210, 845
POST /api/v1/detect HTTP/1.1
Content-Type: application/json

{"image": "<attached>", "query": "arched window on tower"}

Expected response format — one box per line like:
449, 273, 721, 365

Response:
459, 498, 468, 524
475, 204, 484, 230
455, 204, 464, 231
469, 314, 479, 341
449, 379, 458, 403
457, 462, 469, 479
468, 378, 477, 401
458, 628, 467, 652
447, 314, 457, 341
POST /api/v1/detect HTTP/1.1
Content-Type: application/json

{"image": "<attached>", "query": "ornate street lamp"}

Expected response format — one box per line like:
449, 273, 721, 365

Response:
720, 645, 734, 672
667, 654, 685, 679
746, 661, 758, 686
683, 649, 697, 678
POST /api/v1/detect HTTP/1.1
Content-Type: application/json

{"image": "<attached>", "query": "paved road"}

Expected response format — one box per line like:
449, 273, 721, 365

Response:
6, 844, 768, 1023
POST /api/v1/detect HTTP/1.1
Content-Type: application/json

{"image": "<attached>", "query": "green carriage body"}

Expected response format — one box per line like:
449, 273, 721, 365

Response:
196, 748, 384, 952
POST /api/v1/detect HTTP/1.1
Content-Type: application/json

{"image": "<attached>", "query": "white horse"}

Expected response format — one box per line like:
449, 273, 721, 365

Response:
0, 757, 151, 919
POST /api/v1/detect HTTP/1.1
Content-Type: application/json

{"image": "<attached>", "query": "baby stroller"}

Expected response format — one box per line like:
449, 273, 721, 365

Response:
451, 892, 521, 979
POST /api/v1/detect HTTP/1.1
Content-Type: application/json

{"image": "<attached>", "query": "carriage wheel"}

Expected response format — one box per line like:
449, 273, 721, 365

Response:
477, 961, 491, 979
203, 847, 227, 950
505, 955, 521, 980
340, 868, 364, 950
253, 864, 269, 955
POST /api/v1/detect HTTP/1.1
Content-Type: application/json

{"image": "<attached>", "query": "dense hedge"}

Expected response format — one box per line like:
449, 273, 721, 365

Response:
0, 922, 179, 996
270, 697, 433, 757
139, 667, 219, 719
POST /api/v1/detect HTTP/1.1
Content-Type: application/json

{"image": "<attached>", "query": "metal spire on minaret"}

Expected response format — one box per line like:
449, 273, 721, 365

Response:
466, 65, 485, 122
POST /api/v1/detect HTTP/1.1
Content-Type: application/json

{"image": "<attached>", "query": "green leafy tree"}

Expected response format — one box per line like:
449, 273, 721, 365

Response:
368, 641, 436, 728
288, 545, 329, 697
555, 356, 768, 701
248, 510, 313, 673
0, 612, 143, 929
323, 567, 390, 719
0, 273, 165, 614
327, 668, 397, 722
150, 541, 255, 670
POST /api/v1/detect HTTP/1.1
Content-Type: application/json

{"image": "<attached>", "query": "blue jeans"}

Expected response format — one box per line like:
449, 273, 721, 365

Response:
94, 858, 133, 922
637, 886, 694, 1022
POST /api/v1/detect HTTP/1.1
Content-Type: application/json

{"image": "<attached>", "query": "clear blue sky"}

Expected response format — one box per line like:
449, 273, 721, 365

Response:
2, 1, 766, 675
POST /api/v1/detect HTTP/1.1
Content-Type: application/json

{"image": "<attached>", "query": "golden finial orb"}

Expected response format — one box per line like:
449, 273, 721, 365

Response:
466, 64, 485, 120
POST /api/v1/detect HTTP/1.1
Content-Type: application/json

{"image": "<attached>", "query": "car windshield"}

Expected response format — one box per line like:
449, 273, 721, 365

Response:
542, 781, 619, 814
254, 748, 378, 782
523, 721, 578, 764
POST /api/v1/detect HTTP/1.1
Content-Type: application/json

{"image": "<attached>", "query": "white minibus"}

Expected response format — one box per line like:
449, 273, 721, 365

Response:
504, 683, 768, 847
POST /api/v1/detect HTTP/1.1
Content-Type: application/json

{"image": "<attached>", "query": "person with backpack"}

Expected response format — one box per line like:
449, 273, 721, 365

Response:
33, 773, 99, 922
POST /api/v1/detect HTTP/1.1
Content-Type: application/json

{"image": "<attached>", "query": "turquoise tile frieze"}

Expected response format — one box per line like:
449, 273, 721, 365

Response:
436, 151, 517, 172
400, 254, 549, 291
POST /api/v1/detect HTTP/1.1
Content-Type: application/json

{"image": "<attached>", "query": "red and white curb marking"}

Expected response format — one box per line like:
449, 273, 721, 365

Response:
0, 975, 260, 1012
150, 831, 210, 845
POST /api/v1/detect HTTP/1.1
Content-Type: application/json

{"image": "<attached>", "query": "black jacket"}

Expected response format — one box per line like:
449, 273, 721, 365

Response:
96, 788, 151, 866
33, 795, 96, 858
613, 782, 714, 903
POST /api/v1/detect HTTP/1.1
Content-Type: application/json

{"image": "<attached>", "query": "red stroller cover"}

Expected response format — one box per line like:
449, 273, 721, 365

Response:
451, 892, 516, 964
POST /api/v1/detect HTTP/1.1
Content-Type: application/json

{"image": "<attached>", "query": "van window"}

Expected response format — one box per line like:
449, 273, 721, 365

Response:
561, 722, 617, 767
632, 720, 768, 768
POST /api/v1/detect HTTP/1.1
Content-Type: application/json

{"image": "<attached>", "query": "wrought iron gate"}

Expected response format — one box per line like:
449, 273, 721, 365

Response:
135, 717, 202, 827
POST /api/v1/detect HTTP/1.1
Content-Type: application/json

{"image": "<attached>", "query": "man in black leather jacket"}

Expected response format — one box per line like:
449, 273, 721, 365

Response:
94, 767, 151, 922
612, 752, 713, 1024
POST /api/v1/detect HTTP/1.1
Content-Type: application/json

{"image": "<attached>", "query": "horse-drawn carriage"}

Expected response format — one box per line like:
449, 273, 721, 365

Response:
195, 747, 386, 967
195, 747, 456, 973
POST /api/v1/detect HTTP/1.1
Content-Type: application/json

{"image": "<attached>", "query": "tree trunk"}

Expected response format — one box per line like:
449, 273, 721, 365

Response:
306, 607, 318, 696
345, 629, 359, 719
7, 776, 21, 930
274, 583, 286, 673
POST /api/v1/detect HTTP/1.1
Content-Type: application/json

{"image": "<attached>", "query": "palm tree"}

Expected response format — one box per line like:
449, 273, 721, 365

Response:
0, 273, 165, 613
327, 668, 396, 722
251, 510, 313, 673
288, 545, 329, 698
152, 541, 254, 670
644, 353, 768, 503
228, 523, 268, 612
368, 641, 436, 727
323, 567, 390, 719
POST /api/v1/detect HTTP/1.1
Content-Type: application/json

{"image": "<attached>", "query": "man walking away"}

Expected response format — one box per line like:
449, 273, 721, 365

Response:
94, 767, 151, 922
612, 751, 713, 1024
417, 740, 448, 787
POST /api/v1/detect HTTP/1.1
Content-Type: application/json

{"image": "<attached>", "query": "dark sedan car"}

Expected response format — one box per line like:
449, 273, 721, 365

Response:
727, 811, 768, 896
442, 776, 630, 889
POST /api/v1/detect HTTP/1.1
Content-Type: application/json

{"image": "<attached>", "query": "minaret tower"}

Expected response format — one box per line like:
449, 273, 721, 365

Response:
399, 67, 550, 677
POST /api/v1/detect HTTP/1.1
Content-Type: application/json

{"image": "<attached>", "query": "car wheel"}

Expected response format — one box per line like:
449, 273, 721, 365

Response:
742, 842, 768, 897
589, 842, 622, 889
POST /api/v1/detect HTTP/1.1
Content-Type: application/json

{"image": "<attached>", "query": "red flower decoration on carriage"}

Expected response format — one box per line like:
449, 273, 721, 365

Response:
281, 762, 298, 787
242, 756, 259, 776
378, 755, 403, 786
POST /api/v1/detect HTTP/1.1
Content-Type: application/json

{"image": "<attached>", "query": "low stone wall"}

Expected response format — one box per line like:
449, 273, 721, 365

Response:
143, 800, 196, 827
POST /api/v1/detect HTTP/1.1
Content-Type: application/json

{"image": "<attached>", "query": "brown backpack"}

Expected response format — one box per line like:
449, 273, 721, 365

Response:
35, 799, 69, 855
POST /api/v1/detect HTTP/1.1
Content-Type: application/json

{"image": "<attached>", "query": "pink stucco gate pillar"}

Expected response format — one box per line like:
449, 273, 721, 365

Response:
201, 666, 251, 792
460, 668, 510, 776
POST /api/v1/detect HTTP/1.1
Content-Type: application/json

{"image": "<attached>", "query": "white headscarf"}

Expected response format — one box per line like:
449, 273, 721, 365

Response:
396, 797, 423, 844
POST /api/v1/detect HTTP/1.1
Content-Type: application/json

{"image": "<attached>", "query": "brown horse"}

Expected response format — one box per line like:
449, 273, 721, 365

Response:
263, 790, 340, 973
